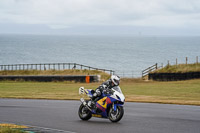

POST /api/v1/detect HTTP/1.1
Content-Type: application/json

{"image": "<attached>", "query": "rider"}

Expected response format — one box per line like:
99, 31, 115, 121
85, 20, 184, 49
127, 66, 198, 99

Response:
88, 75, 120, 109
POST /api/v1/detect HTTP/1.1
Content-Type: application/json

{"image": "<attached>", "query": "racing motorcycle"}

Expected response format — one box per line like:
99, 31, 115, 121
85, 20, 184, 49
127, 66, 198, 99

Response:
78, 86, 125, 122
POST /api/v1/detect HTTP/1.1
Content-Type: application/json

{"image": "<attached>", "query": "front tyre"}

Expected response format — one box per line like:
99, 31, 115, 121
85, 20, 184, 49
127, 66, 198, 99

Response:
108, 106, 124, 122
78, 103, 92, 121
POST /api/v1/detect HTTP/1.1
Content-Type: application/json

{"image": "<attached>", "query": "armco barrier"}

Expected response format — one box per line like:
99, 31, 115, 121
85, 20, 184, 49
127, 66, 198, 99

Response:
149, 72, 200, 81
0, 75, 100, 82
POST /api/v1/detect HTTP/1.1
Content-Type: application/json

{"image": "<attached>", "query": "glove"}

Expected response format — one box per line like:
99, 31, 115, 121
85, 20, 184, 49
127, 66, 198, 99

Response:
103, 89, 112, 95
95, 89, 101, 96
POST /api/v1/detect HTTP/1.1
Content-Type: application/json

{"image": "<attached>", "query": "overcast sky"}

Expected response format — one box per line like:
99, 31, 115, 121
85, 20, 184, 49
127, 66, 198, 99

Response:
0, 0, 200, 35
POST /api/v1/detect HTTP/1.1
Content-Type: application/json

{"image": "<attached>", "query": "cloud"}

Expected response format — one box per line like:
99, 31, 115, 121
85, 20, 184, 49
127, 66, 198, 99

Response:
0, 0, 200, 34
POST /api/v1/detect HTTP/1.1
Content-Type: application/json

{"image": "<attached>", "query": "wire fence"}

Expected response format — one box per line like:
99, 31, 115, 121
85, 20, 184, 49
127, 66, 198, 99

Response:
114, 70, 142, 78
0, 63, 115, 75
166, 56, 199, 66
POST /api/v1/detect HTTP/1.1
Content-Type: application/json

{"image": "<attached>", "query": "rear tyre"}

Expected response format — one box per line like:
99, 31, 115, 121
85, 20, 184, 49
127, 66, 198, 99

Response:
108, 106, 124, 122
78, 103, 92, 121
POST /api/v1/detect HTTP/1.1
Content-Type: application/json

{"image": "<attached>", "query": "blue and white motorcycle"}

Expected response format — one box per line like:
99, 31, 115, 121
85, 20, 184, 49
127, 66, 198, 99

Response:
78, 86, 125, 122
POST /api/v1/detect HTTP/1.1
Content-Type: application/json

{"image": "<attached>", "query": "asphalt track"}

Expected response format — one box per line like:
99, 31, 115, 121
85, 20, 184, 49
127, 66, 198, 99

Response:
0, 99, 200, 133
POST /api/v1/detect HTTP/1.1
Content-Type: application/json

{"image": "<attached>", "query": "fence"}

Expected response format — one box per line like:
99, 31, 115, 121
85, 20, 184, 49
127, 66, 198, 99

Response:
114, 71, 142, 78
167, 56, 199, 66
141, 56, 199, 79
142, 63, 158, 78
0, 63, 115, 75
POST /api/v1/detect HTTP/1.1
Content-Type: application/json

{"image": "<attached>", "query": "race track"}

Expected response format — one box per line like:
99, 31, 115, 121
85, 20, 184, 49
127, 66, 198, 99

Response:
0, 99, 200, 133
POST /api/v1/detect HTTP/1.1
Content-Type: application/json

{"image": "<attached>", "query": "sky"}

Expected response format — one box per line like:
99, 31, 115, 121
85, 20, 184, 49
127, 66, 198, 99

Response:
0, 0, 200, 35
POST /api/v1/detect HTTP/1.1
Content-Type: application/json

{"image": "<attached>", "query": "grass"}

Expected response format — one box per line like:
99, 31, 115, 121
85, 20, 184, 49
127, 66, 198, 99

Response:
0, 79, 200, 105
121, 79, 200, 105
154, 63, 200, 73
0, 127, 25, 133
0, 123, 27, 133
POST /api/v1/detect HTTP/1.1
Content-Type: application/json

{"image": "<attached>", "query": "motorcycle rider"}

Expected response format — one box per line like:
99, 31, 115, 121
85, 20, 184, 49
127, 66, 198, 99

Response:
88, 75, 120, 109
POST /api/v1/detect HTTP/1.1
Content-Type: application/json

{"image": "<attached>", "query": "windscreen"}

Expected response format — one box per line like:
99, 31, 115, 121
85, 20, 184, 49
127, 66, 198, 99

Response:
112, 86, 122, 93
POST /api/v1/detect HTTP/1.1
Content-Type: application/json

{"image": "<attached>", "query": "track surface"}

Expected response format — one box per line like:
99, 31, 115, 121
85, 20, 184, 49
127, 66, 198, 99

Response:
0, 99, 200, 133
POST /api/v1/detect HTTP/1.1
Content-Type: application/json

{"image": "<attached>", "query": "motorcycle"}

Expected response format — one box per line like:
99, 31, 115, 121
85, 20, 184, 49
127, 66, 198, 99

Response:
78, 86, 125, 122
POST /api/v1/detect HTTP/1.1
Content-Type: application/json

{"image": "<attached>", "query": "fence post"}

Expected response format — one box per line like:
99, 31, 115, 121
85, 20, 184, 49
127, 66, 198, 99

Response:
197, 56, 199, 64
167, 60, 170, 66
186, 57, 188, 65
176, 58, 178, 66
73, 63, 76, 69
53, 64, 55, 70
155, 63, 158, 69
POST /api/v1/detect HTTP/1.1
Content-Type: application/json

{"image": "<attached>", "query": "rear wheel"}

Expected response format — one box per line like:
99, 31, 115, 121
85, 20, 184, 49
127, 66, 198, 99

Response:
108, 106, 124, 122
78, 103, 92, 121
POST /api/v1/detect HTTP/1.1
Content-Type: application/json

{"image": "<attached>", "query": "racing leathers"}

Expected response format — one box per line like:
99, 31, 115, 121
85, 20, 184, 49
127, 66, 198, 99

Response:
88, 79, 116, 108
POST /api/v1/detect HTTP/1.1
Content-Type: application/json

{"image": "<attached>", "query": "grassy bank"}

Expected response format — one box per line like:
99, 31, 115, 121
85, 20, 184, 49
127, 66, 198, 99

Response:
154, 63, 200, 73
0, 79, 200, 105
0, 69, 110, 81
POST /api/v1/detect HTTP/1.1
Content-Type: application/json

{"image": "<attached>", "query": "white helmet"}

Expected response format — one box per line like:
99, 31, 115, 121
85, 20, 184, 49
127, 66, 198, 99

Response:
111, 75, 120, 86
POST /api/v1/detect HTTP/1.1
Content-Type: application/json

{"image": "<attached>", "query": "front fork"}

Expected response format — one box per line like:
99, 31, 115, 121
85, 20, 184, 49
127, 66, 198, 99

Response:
80, 98, 92, 111
112, 103, 117, 111
112, 103, 123, 112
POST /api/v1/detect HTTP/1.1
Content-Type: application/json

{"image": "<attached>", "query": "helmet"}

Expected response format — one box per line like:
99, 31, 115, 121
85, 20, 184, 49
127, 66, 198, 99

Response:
111, 75, 120, 86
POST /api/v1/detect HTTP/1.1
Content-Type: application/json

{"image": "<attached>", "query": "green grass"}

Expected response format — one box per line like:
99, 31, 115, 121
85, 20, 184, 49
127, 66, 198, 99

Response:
154, 63, 200, 73
0, 79, 200, 105
122, 79, 200, 105
0, 127, 25, 133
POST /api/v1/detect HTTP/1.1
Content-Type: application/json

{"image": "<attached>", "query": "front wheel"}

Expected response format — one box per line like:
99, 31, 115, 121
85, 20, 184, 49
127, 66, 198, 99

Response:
108, 106, 124, 122
78, 103, 92, 121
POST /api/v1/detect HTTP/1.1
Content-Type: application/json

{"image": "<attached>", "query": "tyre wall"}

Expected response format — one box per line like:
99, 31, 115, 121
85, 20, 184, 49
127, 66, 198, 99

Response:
0, 75, 100, 82
149, 72, 200, 81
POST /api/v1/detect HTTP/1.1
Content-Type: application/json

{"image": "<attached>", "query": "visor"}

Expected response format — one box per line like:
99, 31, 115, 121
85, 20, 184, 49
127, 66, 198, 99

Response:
114, 79, 120, 85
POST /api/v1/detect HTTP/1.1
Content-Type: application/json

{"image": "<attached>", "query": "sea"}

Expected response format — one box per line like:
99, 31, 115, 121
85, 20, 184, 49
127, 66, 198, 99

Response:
0, 34, 200, 77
